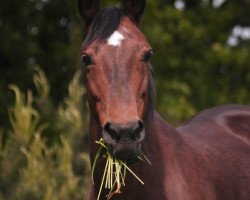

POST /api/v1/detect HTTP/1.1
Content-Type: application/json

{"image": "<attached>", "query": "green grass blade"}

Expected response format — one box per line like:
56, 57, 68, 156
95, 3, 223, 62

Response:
110, 157, 113, 189
97, 158, 109, 200
121, 161, 144, 185
141, 152, 151, 165
91, 145, 102, 183
94, 138, 146, 199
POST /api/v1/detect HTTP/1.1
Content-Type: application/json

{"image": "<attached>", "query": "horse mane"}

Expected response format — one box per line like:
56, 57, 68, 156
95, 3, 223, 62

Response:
83, 7, 124, 45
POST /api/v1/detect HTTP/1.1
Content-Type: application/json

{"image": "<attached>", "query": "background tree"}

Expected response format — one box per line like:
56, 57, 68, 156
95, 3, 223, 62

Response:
143, 0, 250, 123
0, 0, 82, 131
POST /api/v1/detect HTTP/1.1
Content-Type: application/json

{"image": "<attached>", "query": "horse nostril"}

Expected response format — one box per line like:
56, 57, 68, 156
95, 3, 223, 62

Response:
131, 120, 144, 140
104, 122, 120, 141
103, 120, 145, 143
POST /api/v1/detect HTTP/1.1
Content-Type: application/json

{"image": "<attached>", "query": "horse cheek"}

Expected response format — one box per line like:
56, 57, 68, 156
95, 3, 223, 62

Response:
137, 97, 146, 119
95, 101, 107, 126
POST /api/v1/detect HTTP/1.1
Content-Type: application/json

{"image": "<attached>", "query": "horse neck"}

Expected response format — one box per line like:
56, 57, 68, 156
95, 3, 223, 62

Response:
143, 111, 186, 169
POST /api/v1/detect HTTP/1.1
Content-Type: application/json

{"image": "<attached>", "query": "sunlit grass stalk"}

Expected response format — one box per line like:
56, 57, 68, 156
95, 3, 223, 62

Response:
92, 138, 150, 200
141, 152, 152, 165
97, 158, 109, 200
120, 160, 144, 185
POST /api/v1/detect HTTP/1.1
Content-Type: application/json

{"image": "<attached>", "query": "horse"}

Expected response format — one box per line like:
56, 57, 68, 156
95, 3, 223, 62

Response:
77, 0, 250, 199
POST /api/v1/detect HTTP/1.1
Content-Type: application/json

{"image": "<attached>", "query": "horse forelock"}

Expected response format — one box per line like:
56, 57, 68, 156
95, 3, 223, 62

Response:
83, 7, 124, 47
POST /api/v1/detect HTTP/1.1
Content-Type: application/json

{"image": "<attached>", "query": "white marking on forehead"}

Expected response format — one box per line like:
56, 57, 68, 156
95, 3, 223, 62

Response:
107, 31, 125, 46
122, 28, 129, 33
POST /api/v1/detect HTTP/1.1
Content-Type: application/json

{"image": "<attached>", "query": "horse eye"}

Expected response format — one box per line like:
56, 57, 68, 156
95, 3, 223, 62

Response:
142, 50, 153, 62
81, 54, 93, 67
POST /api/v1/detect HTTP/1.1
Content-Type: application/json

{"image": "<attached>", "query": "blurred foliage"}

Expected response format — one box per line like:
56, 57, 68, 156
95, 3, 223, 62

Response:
142, 0, 250, 123
0, 69, 89, 199
0, 0, 82, 129
0, 0, 250, 199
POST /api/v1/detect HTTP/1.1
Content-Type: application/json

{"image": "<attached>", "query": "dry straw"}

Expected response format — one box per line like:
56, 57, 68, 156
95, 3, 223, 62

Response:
92, 138, 150, 200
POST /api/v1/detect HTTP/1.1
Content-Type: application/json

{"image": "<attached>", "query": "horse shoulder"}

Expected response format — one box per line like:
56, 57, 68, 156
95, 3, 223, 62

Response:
177, 104, 250, 144
174, 105, 250, 200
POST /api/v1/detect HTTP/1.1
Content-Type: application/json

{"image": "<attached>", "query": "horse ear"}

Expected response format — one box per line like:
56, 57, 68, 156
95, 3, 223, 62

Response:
122, 0, 146, 25
77, 0, 100, 27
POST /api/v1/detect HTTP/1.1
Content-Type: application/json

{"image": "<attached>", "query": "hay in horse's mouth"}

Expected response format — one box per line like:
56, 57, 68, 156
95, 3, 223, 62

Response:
92, 138, 150, 200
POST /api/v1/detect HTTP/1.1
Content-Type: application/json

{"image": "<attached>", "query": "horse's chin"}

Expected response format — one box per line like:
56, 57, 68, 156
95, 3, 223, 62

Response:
124, 156, 139, 164
113, 149, 139, 163
113, 153, 139, 165
109, 145, 141, 165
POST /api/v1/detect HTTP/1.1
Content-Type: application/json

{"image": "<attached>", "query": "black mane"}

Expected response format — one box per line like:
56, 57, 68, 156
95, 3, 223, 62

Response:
83, 7, 124, 46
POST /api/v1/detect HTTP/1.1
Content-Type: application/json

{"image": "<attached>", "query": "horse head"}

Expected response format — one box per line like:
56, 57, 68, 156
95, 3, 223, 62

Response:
78, 0, 153, 162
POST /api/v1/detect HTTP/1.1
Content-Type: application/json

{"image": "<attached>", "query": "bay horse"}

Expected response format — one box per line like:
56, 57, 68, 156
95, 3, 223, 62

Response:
77, 0, 250, 199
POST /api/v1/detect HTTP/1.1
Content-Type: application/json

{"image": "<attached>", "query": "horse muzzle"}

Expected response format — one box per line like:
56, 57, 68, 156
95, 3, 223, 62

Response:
102, 120, 145, 162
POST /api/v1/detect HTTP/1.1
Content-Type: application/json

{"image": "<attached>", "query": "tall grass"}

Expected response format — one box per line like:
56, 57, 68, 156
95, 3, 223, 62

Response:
0, 67, 89, 200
